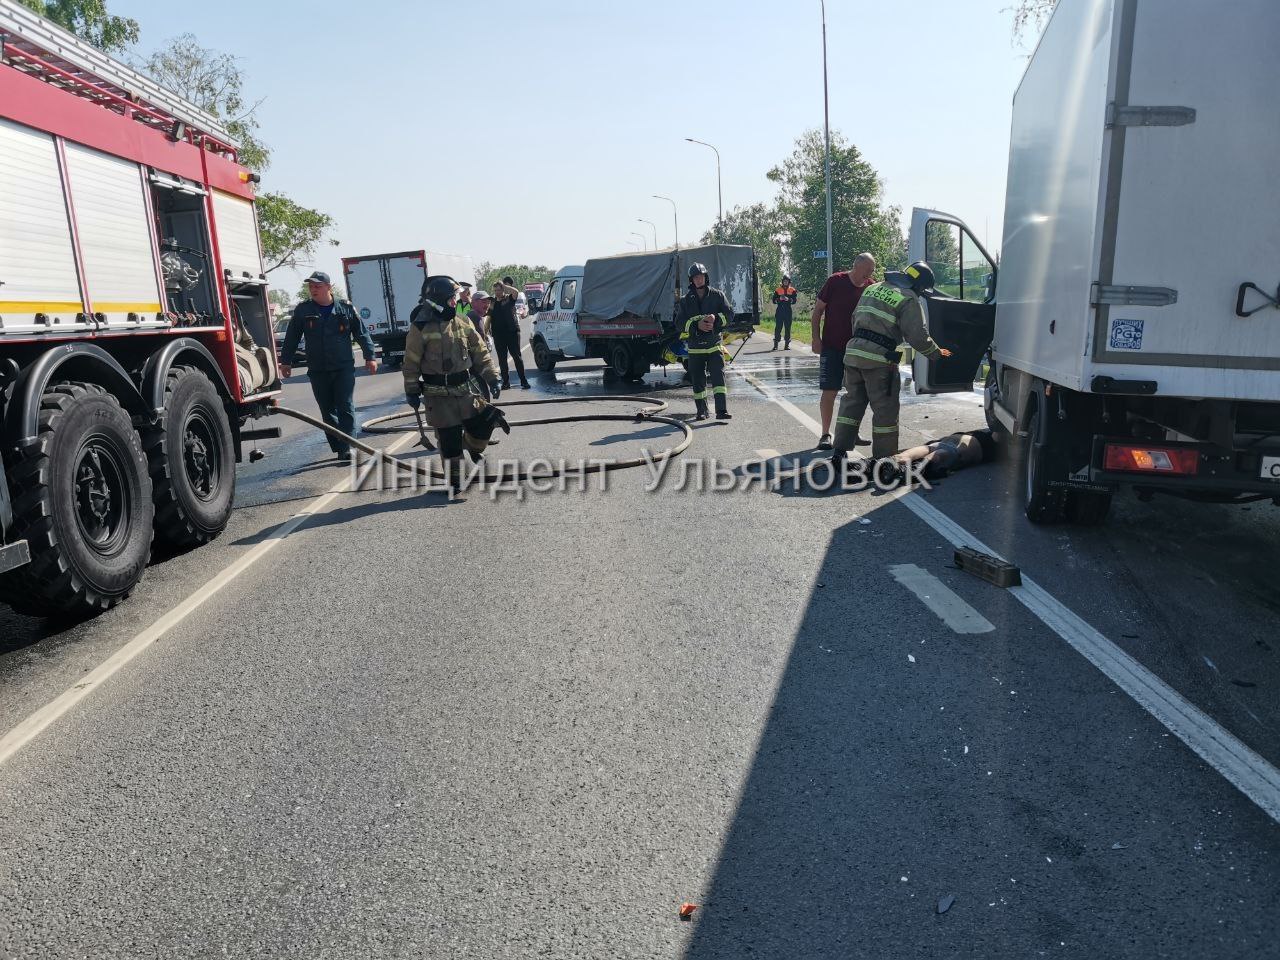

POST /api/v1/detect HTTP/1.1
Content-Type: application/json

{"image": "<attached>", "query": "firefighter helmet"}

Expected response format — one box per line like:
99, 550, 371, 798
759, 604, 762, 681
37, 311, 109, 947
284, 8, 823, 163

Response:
888, 260, 936, 295
688, 262, 709, 281
419, 276, 459, 319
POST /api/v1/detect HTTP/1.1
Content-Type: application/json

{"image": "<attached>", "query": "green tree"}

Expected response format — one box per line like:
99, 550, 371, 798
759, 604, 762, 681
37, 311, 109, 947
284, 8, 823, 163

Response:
699, 202, 785, 290
478, 264, 555, 293
143, 33, 269, 171
257, 193, 336, 274
766, 129, 906, 294
267, 288, 294, 314
923, 220, 961, 293
18, 0, 138, 53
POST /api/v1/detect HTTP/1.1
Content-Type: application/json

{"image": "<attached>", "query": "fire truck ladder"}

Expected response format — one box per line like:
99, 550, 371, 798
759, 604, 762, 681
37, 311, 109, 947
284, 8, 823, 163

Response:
0, 0, 239, 155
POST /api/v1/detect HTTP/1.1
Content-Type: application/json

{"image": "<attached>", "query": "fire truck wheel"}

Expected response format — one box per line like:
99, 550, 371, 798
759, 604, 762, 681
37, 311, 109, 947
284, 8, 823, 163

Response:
145, 366, 235, 548
0, 382, 154, 617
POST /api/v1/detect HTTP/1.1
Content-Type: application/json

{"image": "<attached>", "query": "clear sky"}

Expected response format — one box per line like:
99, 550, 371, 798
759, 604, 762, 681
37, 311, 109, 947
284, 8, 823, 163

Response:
110, 0, 1036, 292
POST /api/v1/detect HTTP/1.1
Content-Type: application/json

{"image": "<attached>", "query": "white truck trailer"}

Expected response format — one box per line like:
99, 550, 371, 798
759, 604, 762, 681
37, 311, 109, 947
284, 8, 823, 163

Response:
342, 250, 475, 367
911, 0, 1280, 525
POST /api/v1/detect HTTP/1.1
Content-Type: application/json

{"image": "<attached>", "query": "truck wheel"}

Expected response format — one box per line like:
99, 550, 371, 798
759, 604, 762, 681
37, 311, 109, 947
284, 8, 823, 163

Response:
145, 366, 235, 548
983, 364, 1003, 436
1022, 404, 1063, 524
532, 339, 557, 372
609, 343, 634, 378
0, 382, 153, 617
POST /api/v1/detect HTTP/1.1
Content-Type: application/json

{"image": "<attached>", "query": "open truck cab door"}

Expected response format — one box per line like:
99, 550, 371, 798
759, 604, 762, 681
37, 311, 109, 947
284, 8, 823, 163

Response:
906, 208, 997, 394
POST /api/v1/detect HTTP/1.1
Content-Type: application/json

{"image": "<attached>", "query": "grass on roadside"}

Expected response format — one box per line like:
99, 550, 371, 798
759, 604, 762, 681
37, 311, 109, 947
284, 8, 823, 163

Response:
756, 318, 814, 345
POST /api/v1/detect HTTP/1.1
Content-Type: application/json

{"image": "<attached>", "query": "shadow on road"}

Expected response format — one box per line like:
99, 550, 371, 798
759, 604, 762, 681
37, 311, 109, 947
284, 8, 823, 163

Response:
681, 474, 1280, 959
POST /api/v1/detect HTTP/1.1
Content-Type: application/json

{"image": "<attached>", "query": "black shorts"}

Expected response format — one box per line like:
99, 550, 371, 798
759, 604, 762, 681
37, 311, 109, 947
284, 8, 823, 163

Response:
819, 348, 846, 391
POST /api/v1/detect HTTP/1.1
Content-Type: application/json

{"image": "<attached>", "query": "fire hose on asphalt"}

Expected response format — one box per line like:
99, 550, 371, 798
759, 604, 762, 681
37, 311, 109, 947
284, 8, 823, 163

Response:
271, 394, 695, 484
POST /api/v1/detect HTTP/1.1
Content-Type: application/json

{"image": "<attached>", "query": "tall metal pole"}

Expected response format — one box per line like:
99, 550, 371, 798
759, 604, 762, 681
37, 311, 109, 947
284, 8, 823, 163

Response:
821, 0, 834, 279
684, 138, 722, 234
630, 231, 647, 251
653, 195, 678, 249
638, 218, 659, 249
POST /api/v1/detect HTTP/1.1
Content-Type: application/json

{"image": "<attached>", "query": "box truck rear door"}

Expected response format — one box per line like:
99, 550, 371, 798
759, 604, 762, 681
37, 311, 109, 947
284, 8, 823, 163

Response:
907, 209, 996, 394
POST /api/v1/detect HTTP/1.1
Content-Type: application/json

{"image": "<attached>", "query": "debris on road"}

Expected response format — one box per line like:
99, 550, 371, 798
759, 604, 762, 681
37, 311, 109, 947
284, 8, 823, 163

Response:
954, 546, 1022, 588
679, 902, 698, 920
937, 895, 956, 915
908, 654, 916, 663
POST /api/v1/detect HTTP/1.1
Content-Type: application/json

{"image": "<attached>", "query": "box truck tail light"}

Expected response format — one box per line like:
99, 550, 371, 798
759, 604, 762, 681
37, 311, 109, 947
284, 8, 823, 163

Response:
1103, 444, 1199, 475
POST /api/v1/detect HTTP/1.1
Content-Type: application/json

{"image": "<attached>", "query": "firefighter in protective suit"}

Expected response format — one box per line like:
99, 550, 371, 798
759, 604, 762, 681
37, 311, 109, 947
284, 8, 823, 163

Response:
832, 261, 952, 464
678, 262, 734, 421
403, 277, 505, 490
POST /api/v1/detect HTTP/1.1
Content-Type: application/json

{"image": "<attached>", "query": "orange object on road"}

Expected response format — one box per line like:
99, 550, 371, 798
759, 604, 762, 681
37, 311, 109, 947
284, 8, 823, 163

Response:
679, 902, 698, 919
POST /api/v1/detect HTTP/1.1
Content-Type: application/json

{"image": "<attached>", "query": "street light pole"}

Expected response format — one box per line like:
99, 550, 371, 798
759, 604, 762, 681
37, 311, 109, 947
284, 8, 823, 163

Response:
653, 195, 678, 249
821, 0, 834, 280
638, 218, 659, 249
684, 137, 722, 234
630, 231, 647, 251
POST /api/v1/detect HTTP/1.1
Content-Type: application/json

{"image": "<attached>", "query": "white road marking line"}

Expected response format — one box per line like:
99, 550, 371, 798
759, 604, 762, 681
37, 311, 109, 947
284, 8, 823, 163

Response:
0, 431, 419, 767
889, 563, 995, 635
754, 448, 782, 461
739, 370, 824, 433
746, 367, 1280, 826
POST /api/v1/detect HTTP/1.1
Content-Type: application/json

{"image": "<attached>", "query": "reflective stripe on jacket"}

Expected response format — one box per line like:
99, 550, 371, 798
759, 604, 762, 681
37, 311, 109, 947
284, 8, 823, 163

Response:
844, 281, 941, 366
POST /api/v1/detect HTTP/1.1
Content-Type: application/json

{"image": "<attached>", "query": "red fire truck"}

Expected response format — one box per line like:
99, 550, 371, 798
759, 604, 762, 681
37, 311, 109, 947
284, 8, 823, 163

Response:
0, 1, 282, 616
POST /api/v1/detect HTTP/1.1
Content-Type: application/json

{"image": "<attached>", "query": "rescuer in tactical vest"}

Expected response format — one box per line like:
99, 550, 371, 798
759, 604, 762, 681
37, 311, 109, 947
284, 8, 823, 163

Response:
832, 261, 953, 464
403, 277, 506, 491
771, 275, 798, 350
678, 262, 734, 421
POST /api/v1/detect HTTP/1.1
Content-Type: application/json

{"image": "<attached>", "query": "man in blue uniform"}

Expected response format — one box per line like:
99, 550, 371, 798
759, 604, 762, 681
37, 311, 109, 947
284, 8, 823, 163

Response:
280, 271, 378, 462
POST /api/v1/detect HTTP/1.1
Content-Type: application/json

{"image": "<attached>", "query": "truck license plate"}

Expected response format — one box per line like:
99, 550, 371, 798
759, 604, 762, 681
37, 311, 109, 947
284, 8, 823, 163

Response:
1261, 456, 1280, 481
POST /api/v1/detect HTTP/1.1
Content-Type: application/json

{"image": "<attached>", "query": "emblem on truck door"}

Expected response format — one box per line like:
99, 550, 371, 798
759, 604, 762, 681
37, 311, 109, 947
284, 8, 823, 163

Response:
1109, 318, 1144, 351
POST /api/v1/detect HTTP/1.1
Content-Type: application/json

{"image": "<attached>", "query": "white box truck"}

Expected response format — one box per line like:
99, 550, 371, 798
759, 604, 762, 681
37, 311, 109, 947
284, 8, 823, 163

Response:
343, 250, 475, 367
910, 0, 1280, 525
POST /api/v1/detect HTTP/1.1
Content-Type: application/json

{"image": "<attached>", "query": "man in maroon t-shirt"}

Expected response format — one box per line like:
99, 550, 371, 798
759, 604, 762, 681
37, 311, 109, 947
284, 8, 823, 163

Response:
810, 252, 877, 449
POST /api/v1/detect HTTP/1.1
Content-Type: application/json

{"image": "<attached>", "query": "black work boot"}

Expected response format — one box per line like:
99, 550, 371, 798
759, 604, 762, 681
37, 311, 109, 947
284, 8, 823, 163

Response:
714, 395, 731, 420
694, 399, 710, 421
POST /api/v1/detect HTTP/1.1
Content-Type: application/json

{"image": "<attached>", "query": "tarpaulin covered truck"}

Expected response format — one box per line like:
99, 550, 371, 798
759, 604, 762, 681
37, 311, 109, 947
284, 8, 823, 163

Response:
343, 250, 475, 368
530, 244, 758, 379
910, 0, 1280, 525
0, 0, 282, 615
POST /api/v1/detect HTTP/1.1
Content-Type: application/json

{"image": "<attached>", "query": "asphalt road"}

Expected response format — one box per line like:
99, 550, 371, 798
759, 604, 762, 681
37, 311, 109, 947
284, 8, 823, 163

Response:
1, 333, 1278, 959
